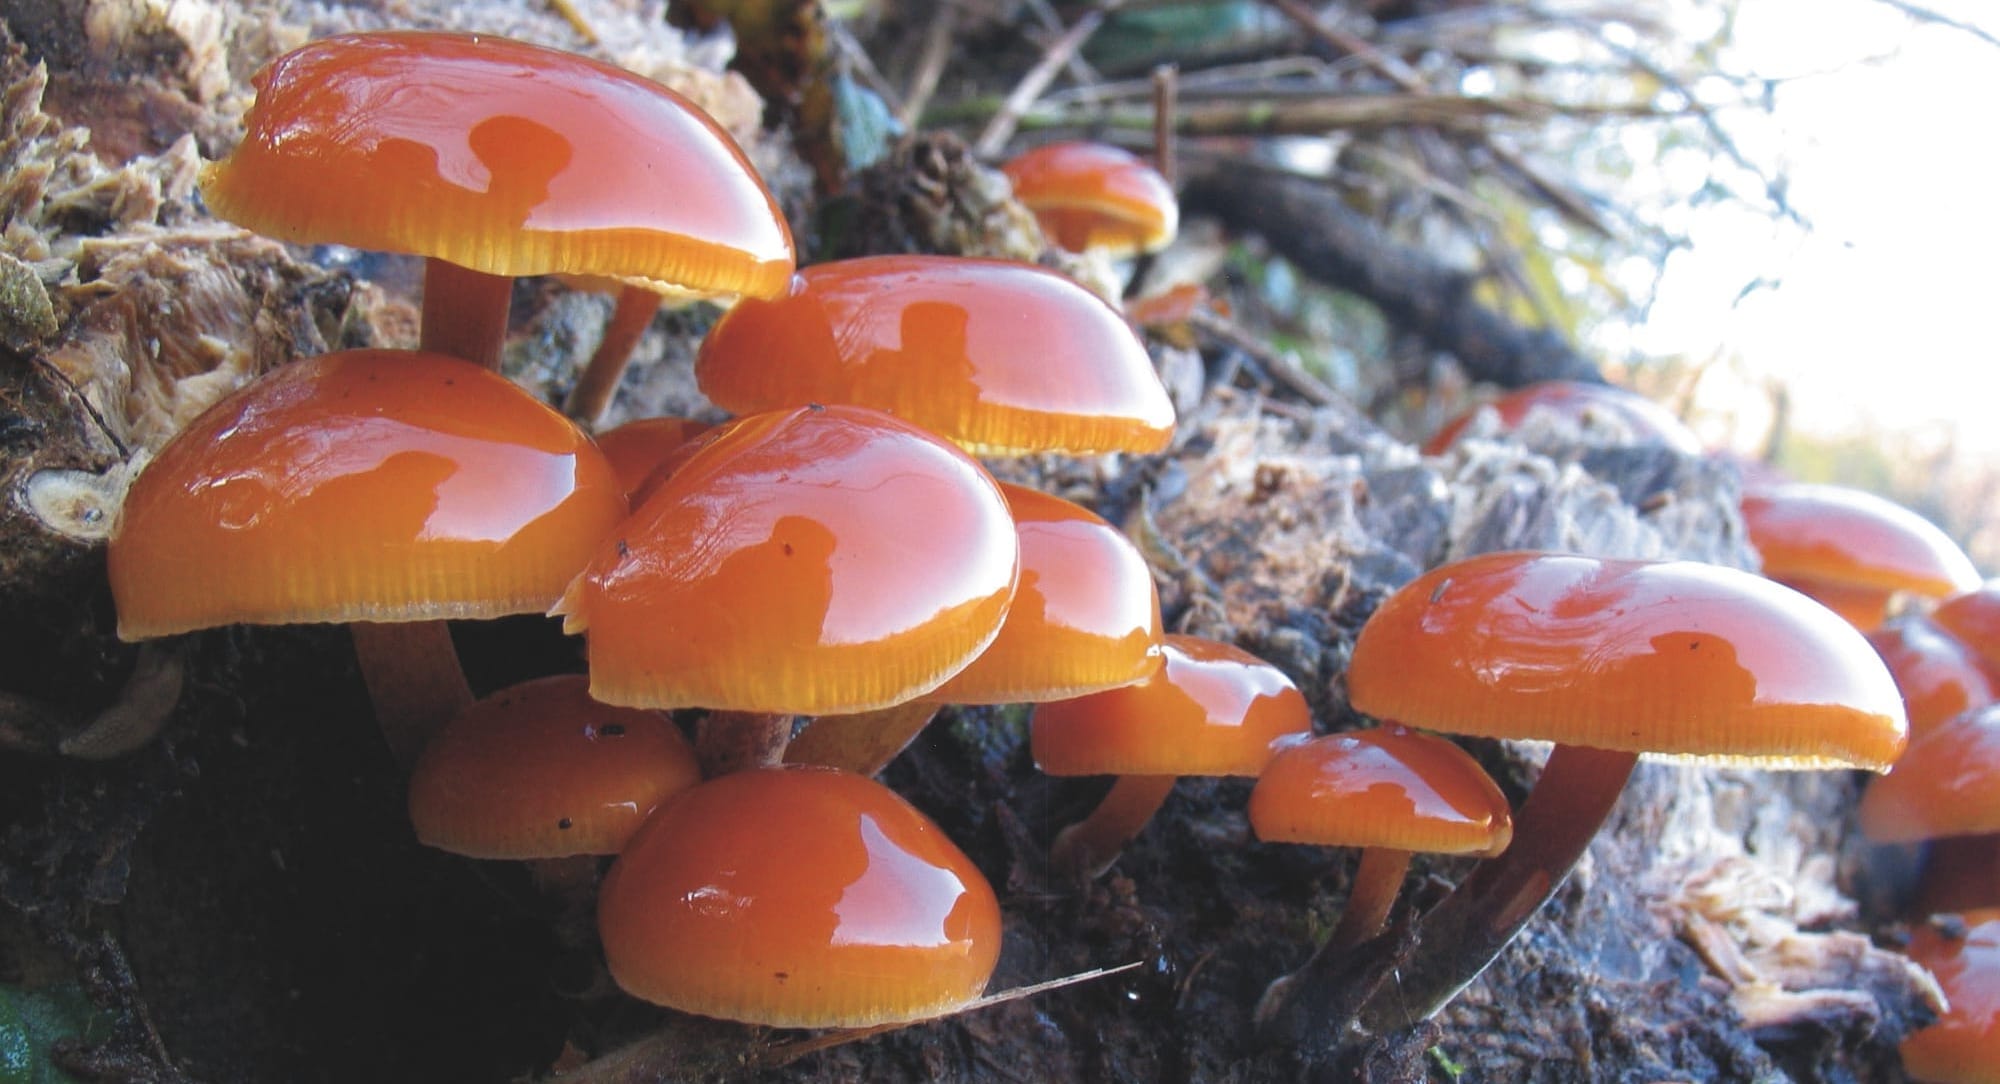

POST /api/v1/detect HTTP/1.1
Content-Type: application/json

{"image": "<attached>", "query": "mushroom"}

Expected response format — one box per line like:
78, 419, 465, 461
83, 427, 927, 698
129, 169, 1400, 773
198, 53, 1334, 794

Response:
201, 31, 793, 375
109, 349, 628, 762
592, 416, 713, 505
1867, 614, 1997, 740
596, 764, 1002, 1026
554, 404, 1019, 775
1860, 703, 2000, 916
1248, 725, 1512, 1034
1897, 910, 1999, 1084
407, 674, 700, 860
999, 140, 1179, 258
1030, 634, 1313, 879
1421, 379, 1702, 456
1930, 584, 2000, 686
1741, 482, 1980, 631
692, 255, 1175, 455
1340, 551, 1907, 1031
785, 481, 1165, 777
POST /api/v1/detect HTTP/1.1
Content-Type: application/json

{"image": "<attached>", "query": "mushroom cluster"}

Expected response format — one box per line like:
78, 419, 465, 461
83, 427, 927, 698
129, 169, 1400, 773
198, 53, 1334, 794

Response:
95, 25, 1975, 1079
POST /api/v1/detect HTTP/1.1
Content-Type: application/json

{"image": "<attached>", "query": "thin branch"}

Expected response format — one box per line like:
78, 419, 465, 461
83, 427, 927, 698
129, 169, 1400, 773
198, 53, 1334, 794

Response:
900, 0, 961, 129
1873, 0, 2000, 50
972, 1, 1121, 157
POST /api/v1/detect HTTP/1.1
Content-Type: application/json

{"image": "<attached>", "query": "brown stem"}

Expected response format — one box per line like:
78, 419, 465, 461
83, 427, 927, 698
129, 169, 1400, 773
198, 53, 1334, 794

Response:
420, 258, 514, 371
695, 710, 794, 777
1354, 744, 1637, 1032
1049, 774, 1178, 880
348, 620, 474, 768
782, 700, 941, 776
1328, 847, 1413, 953
562, 286, 663, 426
1252, 847, 1412, 1033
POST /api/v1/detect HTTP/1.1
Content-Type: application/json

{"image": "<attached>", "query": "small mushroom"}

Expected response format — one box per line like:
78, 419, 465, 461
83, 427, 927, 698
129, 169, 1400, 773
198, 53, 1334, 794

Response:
1341, 551, 1907, 1031
555, 404, 1019, 775
786, 481, 1165, 777
1031, 635, 1312, 879
108, 349, 628, 762
1897, 909, 2000, 1084
1868, 614, 1997, 740
596, 764, 1002, 1027
407, 674, 700, 860
999, 141, 1179, 258
201, 31, 794, 373
1741, 482, 1980, 631
1860, 703, 2000, 915
1421, 379, 1701, 455
693, 255, 1175, 455
1248, 725, 1512, 1035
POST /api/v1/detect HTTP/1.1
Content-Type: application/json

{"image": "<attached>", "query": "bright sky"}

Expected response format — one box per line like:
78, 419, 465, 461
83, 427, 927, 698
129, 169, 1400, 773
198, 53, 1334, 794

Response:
1639, 0, 2000, 451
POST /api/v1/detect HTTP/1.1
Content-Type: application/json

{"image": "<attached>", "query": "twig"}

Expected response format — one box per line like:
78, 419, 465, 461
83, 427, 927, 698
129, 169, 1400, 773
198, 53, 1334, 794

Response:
1188, 307, 1338, 407
1151, 64, 1178, 184
900, 0, 961, 130
1872, 0, 2000, 50
973, 1, 1121, 158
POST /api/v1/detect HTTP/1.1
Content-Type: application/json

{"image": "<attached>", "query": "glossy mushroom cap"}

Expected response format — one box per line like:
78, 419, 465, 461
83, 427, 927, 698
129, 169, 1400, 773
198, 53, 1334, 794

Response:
1867, 616, 1998, 740
1032, 634, 1312, 777
1859, 704, 2000, 844
593, 416, 713, 503
693, 255, 1175, 455
1742, 483, 1980, 631
1000, 141, 1179, 256
928, 483, 1164, 704
1249, 726, 1512, 857
110, 349, 627, 638
597, 765, 1002, 1027
1932, 585, 2000, 685
1347, 551, 1908, 770
1421, 380, 1702, 456
556, 404, 1019, 714
201, 31, 794, 300
407, 675, 698, 859
1899, 910, 2000, 1084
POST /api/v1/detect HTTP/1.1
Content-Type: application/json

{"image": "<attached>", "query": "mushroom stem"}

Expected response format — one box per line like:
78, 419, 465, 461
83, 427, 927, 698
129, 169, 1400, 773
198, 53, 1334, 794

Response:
695, 710, 794, 777
1251, 847, 1411, 1035
1355, 744, 1637, 1032
784, 701, 941, 776
1327, 846, 1414, 953
563, 286, 663, 426
349, 620, 475, 767
1049, 774, 1178, 879
420, 258, 514, 371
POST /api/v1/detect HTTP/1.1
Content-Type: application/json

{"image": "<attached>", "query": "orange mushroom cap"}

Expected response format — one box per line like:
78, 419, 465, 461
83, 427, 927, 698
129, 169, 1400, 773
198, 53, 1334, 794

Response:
1249, 726, 1513, 857
201, 31, 794, 300
1421, 380, 1701, 456
1000, 141, 1179, 256
556, 404, 1019, 714
597, 765, 1002, 1027
110, 349, 627, 638
1742, 483, 1980, 630
1899, 909, 2000, 1084
1867, 616, 1998, 741
1931, 585, 2000, 686
1032, 634, 1312, 777
1859, 704, 2000, 844
592, 416, 713, 503
1347, 551, 1908, 770
407, 674, 700, 859
928, 483, 1164, 704
693, 255, 1175, 456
